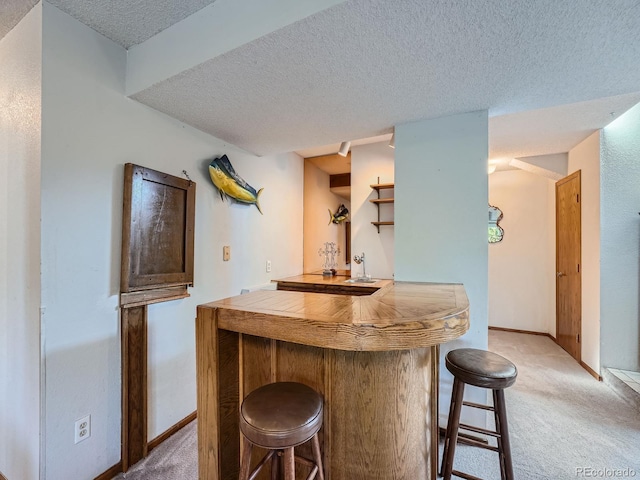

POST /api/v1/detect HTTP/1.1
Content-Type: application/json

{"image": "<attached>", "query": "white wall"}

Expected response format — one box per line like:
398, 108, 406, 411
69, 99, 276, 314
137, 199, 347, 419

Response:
303, 161, 350, 272
40, 4, 303, 479
394, 111, 488, 425
0, 5, 42, 480
600, 104, 640, 371
350, 142, 394, 279
488, 169, 556, 334
568, 131, 601, 373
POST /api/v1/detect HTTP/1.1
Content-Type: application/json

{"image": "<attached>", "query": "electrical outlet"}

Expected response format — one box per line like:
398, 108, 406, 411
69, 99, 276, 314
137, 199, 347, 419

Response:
223, 245, 230, 261
75, 415, 91, 444
266, 260, 271, 273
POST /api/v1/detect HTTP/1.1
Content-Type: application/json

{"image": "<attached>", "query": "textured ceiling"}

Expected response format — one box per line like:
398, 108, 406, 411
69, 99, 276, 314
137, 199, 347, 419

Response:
3, 0, 640, 160
296, 92, 640, 161
46, 0, 216, 47
489, 93, 640, 161
132, 0, 640, 156
0, 0, 38, 41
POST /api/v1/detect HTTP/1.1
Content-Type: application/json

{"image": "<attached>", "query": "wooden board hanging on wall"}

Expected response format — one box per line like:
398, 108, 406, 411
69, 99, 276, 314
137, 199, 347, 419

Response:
120, 163, 196, 295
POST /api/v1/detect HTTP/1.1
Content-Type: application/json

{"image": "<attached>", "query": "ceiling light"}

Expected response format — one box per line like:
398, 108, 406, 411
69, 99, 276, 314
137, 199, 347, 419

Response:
338, 141, 351, 157
389, 133, 395, 149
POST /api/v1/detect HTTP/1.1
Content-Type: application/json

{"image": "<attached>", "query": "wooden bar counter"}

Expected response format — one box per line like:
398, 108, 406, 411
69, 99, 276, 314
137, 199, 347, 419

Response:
195, 277, 469, 480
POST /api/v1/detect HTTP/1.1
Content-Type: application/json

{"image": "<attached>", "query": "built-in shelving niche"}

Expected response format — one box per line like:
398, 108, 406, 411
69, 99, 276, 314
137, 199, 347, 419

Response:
370, 179, 394, 233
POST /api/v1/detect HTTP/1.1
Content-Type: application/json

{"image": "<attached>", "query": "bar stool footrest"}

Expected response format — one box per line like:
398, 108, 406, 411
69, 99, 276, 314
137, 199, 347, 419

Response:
248, 450, 276, 480
248, 450, 321, 480
295, 454, 319, 480
462, 400, 495, 411
452, 469, 484, 480
458, 422, 500, 438
455, 437, 500, 452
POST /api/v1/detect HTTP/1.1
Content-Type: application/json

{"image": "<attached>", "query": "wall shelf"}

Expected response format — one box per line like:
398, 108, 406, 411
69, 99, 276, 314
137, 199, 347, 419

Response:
370, 178, 394, 232
370, 183, 394, 190
372, 221, 394, 226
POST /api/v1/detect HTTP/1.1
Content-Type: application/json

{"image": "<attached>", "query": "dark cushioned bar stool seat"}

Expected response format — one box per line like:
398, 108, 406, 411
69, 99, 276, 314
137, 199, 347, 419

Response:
239, 382, 324, 480
441, 348, 518, 480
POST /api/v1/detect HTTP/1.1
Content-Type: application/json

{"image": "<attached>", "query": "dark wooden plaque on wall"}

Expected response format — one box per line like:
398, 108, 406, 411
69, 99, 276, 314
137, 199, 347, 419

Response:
120, 163, 196, 301
119, 163, 196, 471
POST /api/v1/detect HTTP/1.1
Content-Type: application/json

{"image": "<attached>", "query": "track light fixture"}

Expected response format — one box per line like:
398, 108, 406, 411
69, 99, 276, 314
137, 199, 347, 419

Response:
338, 141, 351, 157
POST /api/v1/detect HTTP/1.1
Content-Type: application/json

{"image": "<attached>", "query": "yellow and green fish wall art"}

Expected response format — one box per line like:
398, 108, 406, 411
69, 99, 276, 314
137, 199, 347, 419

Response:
328, 204, 349, 224
208, 155, 263, 214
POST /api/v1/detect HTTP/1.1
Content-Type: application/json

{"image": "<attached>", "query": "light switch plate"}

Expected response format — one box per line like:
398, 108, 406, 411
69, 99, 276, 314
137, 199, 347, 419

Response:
223, 245, 230, 261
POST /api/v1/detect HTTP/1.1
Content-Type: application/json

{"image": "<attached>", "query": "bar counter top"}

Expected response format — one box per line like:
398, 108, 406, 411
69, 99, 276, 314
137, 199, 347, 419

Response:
196, 279, 470, 479
200, 278, 469, 351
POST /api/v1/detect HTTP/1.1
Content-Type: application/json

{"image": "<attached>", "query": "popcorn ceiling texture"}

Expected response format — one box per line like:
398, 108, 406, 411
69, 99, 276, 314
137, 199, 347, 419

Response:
0, 0, 38, 41
4, 0, 640, 157
47, 0, 216, 47
130, 0, 640, 156
489, 93, 640, 161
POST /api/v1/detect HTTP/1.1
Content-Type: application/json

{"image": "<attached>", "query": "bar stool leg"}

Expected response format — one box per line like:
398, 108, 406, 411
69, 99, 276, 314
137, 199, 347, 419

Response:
283, 446, 295, 480
271, 450, 280, 480
494, 389, 514, 480
440, 377, 459, 477
441, 378, 465, 480
492, 390, 506, 480
239, 435, 253, 480
311, 433, 325, 480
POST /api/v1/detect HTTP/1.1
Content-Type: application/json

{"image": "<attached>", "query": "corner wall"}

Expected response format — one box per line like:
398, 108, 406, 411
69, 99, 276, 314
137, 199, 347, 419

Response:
567, 131, 601, 373
41, 4, 303, 478
303, 162, 350, 272
0, 5, 42, 480
394, 111, 488, 424
600, 104, 640, 371
488, 170, 556, 334
350, 142, 394, 279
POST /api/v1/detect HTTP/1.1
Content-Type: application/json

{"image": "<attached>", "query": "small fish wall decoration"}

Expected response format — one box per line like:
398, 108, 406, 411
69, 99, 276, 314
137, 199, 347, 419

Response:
208, 155, 263, 214
328, 204, 349, 224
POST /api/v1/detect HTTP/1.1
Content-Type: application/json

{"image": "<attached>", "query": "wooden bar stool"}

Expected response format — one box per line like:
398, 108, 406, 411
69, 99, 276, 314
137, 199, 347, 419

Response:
440, 348, 517, 480
239, 382, 324, 480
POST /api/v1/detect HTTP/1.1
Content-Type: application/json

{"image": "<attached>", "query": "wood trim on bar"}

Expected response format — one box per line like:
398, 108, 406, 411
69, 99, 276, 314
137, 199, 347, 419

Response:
148, 411, 197, 452
94, 462, 122, 480
121, 306, 148, 472
1, 471, 8, 480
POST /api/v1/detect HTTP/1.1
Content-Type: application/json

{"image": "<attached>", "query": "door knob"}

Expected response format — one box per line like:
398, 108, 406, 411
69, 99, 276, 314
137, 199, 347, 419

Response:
557, 272, 565, 277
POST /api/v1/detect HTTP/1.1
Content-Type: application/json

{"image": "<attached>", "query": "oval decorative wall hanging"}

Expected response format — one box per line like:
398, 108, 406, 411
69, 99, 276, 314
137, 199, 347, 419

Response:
488, 204, 504, 243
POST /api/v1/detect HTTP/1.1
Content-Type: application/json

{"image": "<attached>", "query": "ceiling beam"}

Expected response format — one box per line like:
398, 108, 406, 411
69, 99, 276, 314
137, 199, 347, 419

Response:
509, 158, 564, 181
126, 0, 345, 96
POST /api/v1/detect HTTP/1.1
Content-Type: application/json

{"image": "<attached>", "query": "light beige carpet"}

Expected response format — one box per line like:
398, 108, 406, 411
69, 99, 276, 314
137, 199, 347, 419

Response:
114, 331, 640, 479
449, 330, 640, 479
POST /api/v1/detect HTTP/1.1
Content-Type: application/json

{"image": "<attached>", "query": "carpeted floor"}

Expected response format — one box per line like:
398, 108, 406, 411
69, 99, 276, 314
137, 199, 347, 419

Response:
114, 331, 640, 479
112, 419, 197, 480
451, 331, 640, 479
